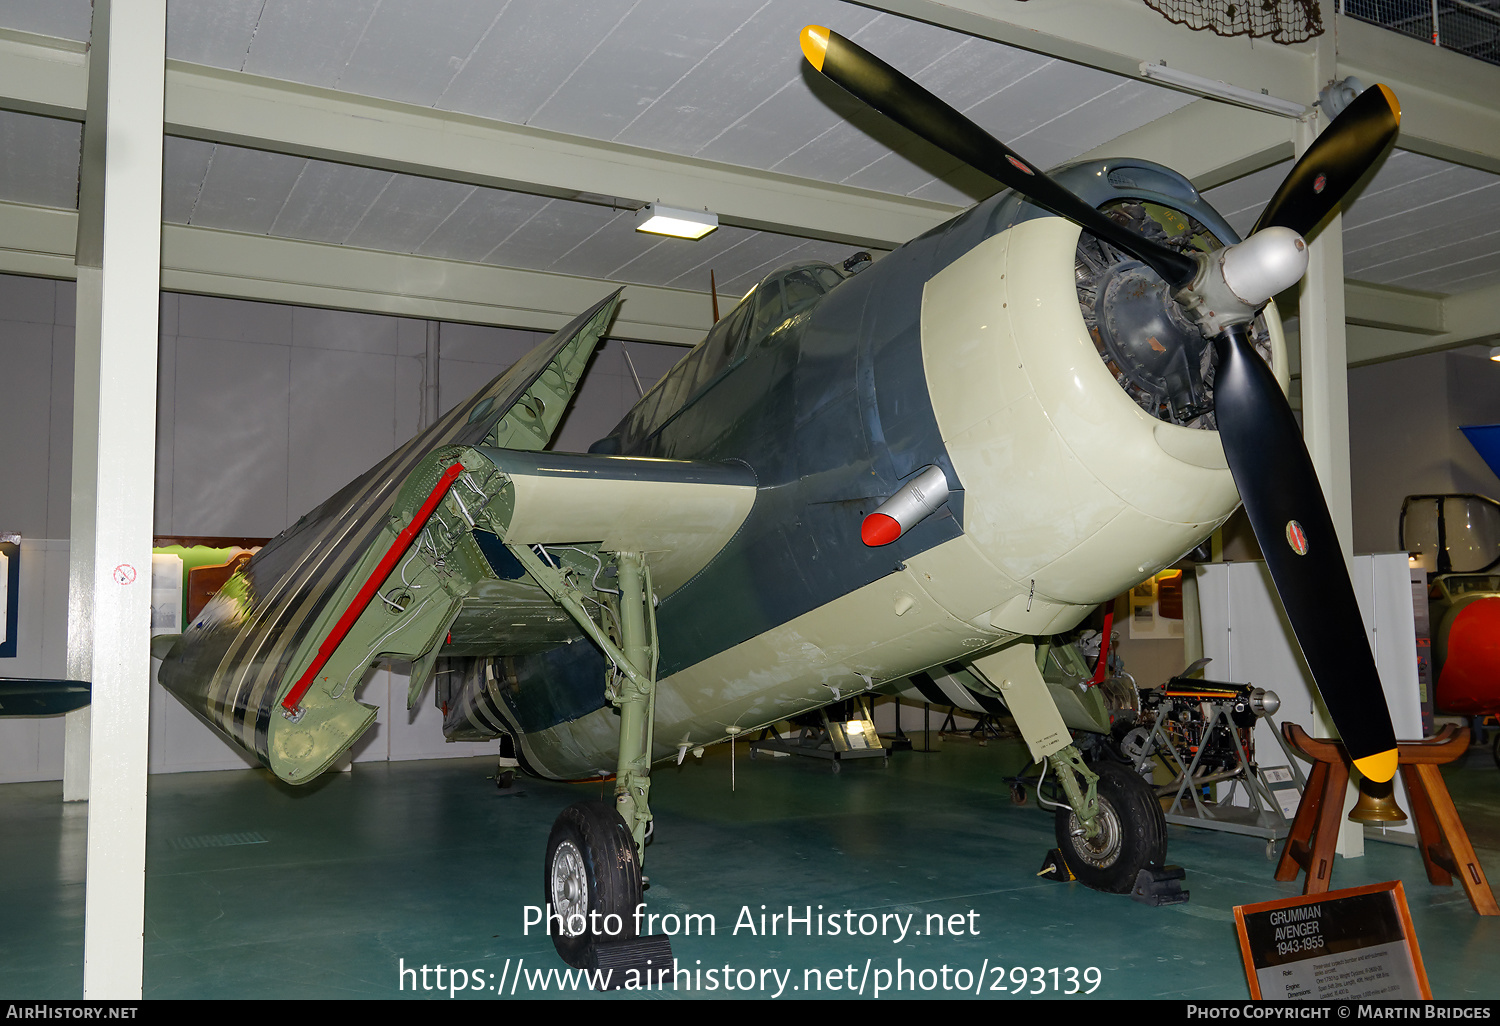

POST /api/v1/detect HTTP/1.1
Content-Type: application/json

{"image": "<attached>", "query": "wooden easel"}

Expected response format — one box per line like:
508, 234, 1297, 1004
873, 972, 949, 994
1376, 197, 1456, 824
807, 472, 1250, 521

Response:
1276, 722, 1497, 915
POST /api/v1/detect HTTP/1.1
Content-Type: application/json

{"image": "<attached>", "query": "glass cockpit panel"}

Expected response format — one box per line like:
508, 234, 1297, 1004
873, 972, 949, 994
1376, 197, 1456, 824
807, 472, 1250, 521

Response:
782, 268, 827, 314
1400, 494, 1500, 574
750, 279, 784, 340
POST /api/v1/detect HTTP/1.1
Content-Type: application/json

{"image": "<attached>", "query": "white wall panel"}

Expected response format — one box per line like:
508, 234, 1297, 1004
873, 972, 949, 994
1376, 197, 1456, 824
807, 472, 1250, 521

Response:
0, 317, 61, 538
176, 292, 295, 345
146, 670, 257, 774
1200, 556, 1425, 841
291, 305, 404, 355
0, 538, 70, 782
169, 335, 291, 538
287, 346, 397, 516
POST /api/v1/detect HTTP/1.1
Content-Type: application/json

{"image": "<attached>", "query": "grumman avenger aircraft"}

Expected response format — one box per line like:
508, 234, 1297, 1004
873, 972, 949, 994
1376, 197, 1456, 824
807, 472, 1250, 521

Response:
156, 26, 1405, 972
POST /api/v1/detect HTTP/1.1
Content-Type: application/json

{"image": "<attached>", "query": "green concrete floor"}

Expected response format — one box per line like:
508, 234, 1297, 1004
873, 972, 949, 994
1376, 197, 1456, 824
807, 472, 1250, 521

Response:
3, 734, 1497, 1000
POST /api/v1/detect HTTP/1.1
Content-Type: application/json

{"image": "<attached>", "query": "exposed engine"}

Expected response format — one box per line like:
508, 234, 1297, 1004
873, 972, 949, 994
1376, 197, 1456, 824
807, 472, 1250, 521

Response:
1076, 200, 1275, 429
1122, 677, 1281, 780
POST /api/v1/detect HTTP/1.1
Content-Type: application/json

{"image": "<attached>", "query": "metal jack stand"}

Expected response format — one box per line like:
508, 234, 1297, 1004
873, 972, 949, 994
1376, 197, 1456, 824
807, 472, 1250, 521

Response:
750, 695, 888, 772
1133, 701, 1305, 855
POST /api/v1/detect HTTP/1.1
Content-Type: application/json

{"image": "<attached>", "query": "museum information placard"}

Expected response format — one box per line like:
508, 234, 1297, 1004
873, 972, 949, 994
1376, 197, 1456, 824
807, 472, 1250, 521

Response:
1234, 881, 1430, 999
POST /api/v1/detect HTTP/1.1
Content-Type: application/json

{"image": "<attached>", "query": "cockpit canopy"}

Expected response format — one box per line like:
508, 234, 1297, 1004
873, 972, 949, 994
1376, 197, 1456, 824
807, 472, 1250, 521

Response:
1401, 493, 1500, 575
594, 261, 847, 454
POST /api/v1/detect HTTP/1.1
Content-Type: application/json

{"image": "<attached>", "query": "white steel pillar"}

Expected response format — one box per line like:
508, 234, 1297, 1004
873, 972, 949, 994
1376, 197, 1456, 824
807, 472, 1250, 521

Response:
1298, 6, 1355, 564
1297, 4, 1363, 856
1297, 167, 1354, 561
78, 0, 166, 999
63, 0, 112, 806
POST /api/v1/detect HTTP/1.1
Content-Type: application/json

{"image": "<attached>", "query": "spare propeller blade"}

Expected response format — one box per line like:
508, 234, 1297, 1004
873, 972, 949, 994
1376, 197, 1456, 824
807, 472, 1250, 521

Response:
1253, 84, 1400, 237
1212, 326, 1398, 781
799, 25, 1403, 780
799, 25, 1198, 288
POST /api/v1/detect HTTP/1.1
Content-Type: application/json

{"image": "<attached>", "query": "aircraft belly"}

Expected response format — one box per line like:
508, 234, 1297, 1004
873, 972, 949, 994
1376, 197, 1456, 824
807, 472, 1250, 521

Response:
516, 563, 1008, 779
921, 217, 1251, 612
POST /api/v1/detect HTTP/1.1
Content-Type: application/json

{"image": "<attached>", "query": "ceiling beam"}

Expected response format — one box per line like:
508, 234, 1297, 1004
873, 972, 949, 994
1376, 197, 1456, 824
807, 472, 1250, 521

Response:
0, 200, 709, 345
0, 28, 85, 119
1073, 98, 1294, 191
1336, 17, 1500, 175
1346, 280, 1500, 364
857, 1, 1500, 181
1344, 281, 1444, 335
855, 0, 1318, 104
159, 226, 711, 346
0, 29, 961, 251
1282, 280, 1500, 368
161, 63, 960, 250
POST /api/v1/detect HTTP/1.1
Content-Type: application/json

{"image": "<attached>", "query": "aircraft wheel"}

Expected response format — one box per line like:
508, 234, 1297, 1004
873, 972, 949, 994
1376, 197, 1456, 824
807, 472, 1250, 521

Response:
543, 800, 642, 969
1053, 760, 1167, 893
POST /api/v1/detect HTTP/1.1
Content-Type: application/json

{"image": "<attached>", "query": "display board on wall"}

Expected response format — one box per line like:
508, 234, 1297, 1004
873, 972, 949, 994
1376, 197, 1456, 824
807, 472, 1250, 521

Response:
1235, 881, 1430, 999
1129, 569, 1185, 639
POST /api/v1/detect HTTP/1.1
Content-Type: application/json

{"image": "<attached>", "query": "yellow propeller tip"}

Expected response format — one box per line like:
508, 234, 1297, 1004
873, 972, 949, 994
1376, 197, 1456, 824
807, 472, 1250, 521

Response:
1354, 748, 1398, 784
800, 25, 829, 71
1375, 83, 1401, 124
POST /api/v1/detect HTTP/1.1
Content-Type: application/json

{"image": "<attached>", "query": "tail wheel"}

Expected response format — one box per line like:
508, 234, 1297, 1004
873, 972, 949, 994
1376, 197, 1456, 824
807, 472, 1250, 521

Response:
543, 800, 642, 968
1053, 759, 1167, 893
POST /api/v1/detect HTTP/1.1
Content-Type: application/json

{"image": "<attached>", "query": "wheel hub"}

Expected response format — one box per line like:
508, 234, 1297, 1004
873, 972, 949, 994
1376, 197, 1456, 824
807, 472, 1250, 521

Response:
549, 839, 588, 935
1069, 794, 1123, 868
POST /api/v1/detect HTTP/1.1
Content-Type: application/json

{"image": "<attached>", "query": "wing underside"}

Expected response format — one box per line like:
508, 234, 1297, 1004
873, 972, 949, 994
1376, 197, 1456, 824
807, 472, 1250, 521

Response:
177, 443, 757, 784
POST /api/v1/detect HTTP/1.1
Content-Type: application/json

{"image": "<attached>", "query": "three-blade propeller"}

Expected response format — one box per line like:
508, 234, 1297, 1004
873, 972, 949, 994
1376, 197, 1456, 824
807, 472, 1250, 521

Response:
801, 25, 1402, 780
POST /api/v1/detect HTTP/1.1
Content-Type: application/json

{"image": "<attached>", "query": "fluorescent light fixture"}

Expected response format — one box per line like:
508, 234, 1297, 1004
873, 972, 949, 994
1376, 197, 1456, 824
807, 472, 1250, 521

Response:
1489, 345, 1500, 362
635, 203, 718, 240
1140, 61, 1308, 118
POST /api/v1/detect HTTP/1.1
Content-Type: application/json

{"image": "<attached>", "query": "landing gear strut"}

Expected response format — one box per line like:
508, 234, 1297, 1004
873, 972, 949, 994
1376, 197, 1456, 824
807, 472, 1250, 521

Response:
513, 545, 668, 970
1052, 758, 1167, 892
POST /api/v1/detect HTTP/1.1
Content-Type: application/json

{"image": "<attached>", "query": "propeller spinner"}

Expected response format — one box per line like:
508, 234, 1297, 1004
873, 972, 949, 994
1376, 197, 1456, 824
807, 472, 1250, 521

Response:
801, 25, 1402, 781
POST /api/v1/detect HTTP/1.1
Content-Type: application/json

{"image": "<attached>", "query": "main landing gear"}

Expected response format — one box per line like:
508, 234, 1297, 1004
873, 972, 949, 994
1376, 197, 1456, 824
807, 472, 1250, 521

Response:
1051, 757, 1167, 892
966, 642, 1175, 901
513, 545, 670, 973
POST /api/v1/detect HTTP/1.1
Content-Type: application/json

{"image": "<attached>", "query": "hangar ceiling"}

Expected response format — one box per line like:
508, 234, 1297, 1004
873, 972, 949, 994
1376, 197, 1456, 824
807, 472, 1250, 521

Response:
0, 0, 1495, 353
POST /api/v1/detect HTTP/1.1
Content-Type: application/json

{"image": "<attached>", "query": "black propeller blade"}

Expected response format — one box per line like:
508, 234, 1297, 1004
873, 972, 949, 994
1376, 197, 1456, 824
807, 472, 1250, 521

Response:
1213, 326, 1399, 780
798, 26, 1198, 288
802, 25, 1402, 780
1254, 84, 1401, 237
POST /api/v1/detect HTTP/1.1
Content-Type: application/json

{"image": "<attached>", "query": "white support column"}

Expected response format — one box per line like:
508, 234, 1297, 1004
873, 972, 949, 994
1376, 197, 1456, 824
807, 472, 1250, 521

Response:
78, 0, 166, 1000
64, 267, 99, 802
1297, 194, 1352, 560
1296, 3, 1362, 856
63, 0, 113, 806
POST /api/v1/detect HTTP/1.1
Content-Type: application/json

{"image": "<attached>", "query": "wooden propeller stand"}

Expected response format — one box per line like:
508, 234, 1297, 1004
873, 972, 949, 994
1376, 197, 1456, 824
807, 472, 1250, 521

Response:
1276, 722, 1498, 915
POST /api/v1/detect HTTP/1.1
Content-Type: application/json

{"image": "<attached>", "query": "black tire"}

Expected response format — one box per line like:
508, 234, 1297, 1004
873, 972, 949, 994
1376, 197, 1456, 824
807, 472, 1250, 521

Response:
1492, 732, 1499, 771
543, 800, 643, 969
1053, 760, 1167, 893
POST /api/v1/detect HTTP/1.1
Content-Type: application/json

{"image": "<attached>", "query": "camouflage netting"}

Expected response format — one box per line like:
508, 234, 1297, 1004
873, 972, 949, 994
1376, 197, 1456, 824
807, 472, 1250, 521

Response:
1141, 0, 1325, 42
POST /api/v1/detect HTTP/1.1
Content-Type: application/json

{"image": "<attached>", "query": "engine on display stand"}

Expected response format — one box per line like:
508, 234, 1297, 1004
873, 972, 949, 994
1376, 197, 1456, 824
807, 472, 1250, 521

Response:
1120, 668, 1307, 857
